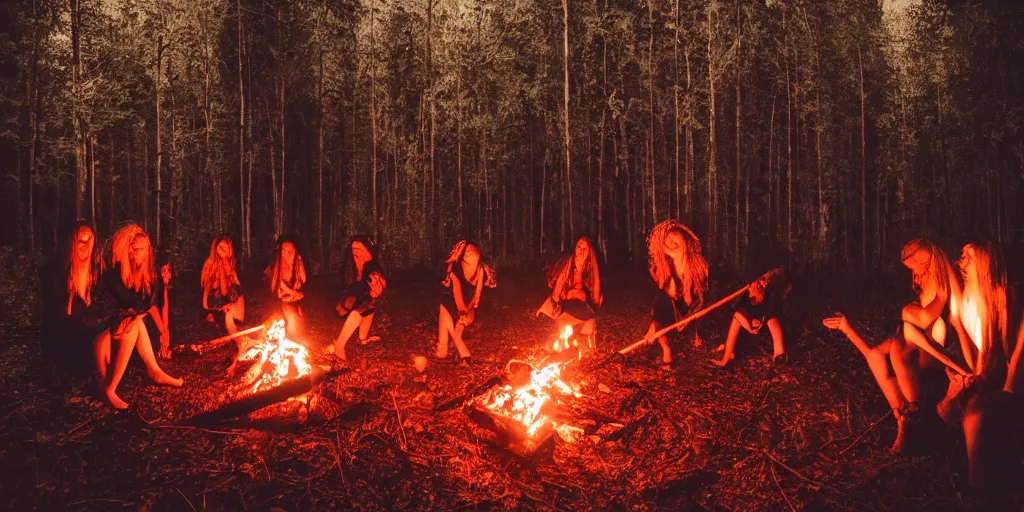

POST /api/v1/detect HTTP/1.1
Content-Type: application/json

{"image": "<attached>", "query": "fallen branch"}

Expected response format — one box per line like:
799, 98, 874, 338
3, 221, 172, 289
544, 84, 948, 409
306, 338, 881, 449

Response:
771, 461, 797, 512
186, 368, 349, 425
762, 449, 823, 490
839, 410, 893, 456
174, 324, 266, 356
435, 374, 503, 412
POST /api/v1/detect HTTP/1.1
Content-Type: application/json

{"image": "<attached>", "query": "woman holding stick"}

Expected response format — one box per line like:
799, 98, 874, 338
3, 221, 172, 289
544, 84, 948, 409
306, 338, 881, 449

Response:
824, 238, 962, 453
201, 236, 245, 335
332, 235, 387, 362
265, 237, 308, 341
98, 223, 183, 409
643, 220, 709, 371
435, 240, 497, 367
536, 236, 603, 351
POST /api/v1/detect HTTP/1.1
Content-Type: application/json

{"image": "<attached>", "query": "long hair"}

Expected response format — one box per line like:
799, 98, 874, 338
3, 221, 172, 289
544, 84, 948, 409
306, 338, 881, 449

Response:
546, 236, 600, 301
200, 236, 240, 294
647, 220, 708, 307
960, 241, 1010, 377
343, 235, 383, 285
65, 220, 104, 310
442, 240, 497, 288
901, 238, 953, 305
110, 222, 155, 297
265, 236, 306, 296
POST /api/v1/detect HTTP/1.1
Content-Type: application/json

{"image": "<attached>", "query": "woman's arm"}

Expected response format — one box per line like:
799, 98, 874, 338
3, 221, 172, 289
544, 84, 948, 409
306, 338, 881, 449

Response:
551, 266, 568, 302
202, 288, 210, 311
592, 268, 603, 307
369, 272, 386, 298
902, 296, 944, 329
471, 272, 485, 309
1005, 319, 1024, 394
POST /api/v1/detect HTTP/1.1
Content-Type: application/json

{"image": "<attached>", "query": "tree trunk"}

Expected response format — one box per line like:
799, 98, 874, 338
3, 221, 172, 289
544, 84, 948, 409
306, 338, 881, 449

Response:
370, 0, 378, 240
155, 36, 164, 244
562, 0, 572, 250
858, 46, 867, 266
71, 0, 86, 222
647, 0, 656, 227
238, 0, 247, 256
673, 0, 680, 220
734, 3, 742, 269
318, 46, 325, 264
707, 4, 717, 252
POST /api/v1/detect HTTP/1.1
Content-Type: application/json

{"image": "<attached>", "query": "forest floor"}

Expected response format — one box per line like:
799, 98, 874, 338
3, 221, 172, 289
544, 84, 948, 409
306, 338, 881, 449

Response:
1, 263, 1023, 511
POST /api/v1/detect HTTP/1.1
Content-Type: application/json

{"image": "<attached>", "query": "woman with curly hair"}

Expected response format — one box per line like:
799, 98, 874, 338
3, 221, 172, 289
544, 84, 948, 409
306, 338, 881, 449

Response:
435, 240, 497, 367
98, 223, 183, 409
265, 236, 307, 341
644, 220, 709, 370
201, 236, 245, 335
332, 235, 387, 362
40, 221, 111, 375
536, 236, 603, 350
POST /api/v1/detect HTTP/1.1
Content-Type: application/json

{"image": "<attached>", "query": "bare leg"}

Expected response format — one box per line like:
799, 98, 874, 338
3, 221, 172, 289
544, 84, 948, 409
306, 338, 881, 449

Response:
646, 321, 672, 366
452, 322, 471, 358
865, 339, 908, 411
714, 313, 749, 367
358, 312, 377, 341
963, 394, 989, 487
133, 322, 183, 387
436, 306, 454, 358
281, 302, 305, 341
893, 325, 933, 404
104, 320, 141, 409
224, 309, 238, 335
767, 317, 785, 358
235, 296, 246, 323
93, 330, 112, 382
334, 311, 363, 361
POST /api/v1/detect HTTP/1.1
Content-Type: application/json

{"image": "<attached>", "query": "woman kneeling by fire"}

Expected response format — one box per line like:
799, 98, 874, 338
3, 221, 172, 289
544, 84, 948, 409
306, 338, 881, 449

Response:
827, 239, 1023, 487
99, 223, 184, 409
332, 235, 387, 362
536, 236, 603, 352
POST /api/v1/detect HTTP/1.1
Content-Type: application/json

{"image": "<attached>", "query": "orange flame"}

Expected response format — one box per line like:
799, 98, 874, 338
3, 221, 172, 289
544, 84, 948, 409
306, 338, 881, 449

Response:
477, 326, 584, 443
236, 319, 313, 394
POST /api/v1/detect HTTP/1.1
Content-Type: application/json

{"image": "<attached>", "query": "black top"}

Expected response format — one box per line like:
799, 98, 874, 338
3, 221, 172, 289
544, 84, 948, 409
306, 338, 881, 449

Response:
208, 281, 242, 311
344, 260, 384, 301
105, 263, 164, 315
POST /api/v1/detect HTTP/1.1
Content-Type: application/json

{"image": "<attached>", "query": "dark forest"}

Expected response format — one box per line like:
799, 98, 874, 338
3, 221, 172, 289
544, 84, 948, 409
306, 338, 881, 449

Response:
1, 0, 1024, 510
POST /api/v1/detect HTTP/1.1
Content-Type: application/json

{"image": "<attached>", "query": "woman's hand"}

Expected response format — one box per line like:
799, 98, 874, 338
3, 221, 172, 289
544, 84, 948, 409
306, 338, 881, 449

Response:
822, 312, 851, 334
369, 273, 386, 298
159, 330, 172, 358
161, 263, 173, 285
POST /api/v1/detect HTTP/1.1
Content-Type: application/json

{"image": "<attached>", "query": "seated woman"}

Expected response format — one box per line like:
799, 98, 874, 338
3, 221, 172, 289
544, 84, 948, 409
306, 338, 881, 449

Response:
201, 236, 245, 335
332, 235, 387, 362
713, 267, 791, 367
435, 240, 497, 367
824, 238, 961, 453
536, 236, 603, 351
98, 223, 183, 409
937, 241, 1018, 487
643, 220, 709, 370
265, 237, 307, 341
40, 221, 111, 376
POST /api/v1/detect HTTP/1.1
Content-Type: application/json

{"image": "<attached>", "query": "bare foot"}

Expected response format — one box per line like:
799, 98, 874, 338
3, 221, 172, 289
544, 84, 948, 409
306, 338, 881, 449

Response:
712, 354, 737, 366
150, 371, 184, 387
104, 388, 129, 409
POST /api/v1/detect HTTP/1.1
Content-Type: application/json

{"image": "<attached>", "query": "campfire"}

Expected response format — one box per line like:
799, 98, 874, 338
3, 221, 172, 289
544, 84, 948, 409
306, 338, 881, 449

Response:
471, 326, 587, 453
233, 319, 313, 395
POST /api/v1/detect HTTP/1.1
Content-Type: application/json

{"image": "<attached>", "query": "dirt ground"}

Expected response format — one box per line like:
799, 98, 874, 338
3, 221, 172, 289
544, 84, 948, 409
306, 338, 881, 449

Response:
1, 265, 1022, 511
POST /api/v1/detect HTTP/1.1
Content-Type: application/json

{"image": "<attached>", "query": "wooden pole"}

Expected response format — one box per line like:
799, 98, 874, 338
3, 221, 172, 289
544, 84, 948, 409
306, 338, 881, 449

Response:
173, 324, 265, 356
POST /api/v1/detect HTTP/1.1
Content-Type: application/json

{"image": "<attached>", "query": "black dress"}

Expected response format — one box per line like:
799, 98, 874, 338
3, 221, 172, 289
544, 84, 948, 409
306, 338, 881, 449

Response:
40, 262, 112, 375
206, 280, 242, 331
105, 263, 164, 355
441, 263, 479, 323
651, 267, 692, 330
555, 269, 597, 322
338, 260, 384, 316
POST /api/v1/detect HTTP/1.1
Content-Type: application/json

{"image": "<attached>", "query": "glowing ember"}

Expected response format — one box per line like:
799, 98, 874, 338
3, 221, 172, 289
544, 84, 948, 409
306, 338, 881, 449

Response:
475, 326, 584, 444
236, 319, 313, 394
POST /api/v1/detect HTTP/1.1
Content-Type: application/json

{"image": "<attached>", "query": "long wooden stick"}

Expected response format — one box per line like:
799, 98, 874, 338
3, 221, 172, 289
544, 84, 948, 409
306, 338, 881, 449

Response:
616, 284, 751, 357
174, 324, 266, 355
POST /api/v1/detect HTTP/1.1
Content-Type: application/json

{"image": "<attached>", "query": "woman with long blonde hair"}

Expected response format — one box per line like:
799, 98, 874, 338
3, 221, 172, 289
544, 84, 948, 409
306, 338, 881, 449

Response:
435, 240, 497, 367
536, 236, 603, 350
824, 238, 962, 454
98, 223, 183, 409
265, 236, 307, 341
40, 221, 110, 375
201, 236, 245, 334
643, 220, 709, 370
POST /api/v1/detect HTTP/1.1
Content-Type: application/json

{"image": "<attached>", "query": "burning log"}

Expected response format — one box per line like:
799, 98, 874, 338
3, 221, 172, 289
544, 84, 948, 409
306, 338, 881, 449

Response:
173, 324, 266, 356
186, 368, 350, 426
